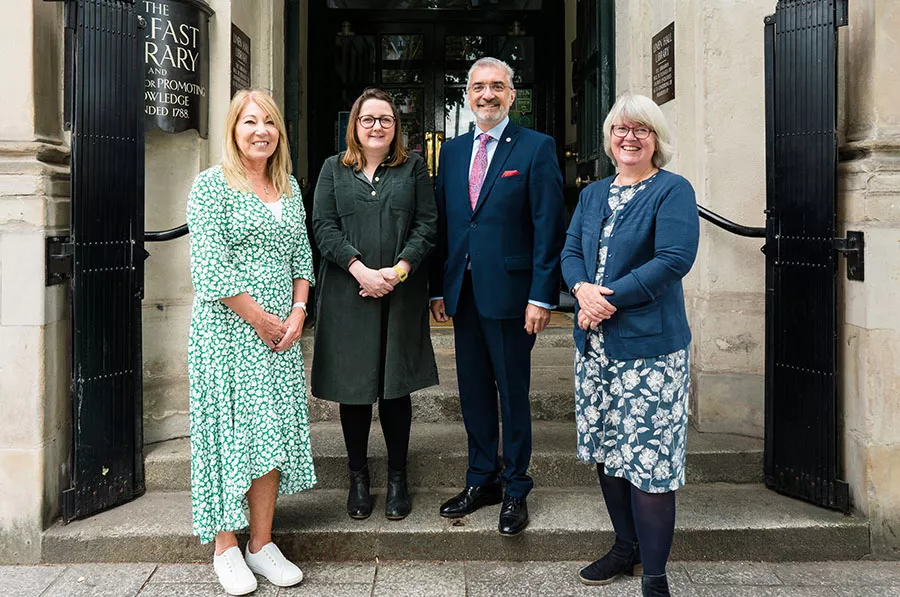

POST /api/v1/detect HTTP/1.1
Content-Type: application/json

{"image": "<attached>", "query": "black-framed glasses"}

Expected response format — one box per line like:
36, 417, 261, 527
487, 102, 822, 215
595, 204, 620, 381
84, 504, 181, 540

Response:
358, 115, 396, 129
611, 125, 653, 139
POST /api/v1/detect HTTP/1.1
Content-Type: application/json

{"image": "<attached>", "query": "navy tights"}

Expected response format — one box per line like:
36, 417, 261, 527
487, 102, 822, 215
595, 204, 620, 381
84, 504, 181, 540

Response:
597, 467, 676, 576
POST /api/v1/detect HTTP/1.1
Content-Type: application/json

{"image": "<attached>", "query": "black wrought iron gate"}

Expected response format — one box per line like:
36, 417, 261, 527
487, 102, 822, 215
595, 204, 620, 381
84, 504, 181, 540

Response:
58, 0, 146, 521
763, 0, 852, 511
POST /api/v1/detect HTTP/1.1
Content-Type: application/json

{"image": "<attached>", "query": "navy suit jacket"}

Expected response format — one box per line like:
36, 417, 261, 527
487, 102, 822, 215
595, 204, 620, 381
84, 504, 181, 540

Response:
430, 121, 565, 319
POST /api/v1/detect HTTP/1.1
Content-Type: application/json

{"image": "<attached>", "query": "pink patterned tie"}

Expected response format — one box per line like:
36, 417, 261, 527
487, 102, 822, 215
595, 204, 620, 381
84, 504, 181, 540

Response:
468, 132, 491, 210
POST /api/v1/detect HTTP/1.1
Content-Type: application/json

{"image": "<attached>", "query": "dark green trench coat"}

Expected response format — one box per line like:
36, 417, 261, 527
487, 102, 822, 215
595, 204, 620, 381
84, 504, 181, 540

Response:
311, 152, 439, 404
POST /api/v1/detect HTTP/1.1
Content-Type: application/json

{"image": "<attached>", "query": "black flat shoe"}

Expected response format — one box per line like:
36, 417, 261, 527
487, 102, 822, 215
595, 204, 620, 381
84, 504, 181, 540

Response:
579, 537, 642, 586
642, 574, 671, 597
347, 464, 373, 520
498, 495, 528, 536
439, 483, 502, 518
385, 468, 411, 520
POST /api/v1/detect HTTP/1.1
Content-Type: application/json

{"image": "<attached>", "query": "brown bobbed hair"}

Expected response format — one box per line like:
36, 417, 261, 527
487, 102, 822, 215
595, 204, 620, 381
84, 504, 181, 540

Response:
342, 88, 409, 171
222, 89, 293, 197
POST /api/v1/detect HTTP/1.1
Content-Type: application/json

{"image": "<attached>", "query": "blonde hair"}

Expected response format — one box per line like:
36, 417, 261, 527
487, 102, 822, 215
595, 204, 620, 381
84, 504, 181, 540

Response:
603, 93, 674, 169
222, 89, 293, 197
342, 88, 408, 171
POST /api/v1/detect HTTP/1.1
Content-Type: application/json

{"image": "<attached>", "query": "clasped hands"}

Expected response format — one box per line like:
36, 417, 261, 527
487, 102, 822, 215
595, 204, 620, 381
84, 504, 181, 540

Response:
252, 308, 305, 352
351, 259, 410, 298
575, 283, 616, 330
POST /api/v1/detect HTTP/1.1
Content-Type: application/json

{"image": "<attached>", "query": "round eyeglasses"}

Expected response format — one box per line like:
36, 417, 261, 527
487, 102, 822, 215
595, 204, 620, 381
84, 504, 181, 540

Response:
611, 125, 653, 139
358, 115, 396, 129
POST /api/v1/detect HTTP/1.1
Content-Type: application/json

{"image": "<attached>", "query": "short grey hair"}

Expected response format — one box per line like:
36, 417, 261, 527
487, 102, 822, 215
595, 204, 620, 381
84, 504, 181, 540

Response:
602, 93, 674, 168
466, 57, 516, 90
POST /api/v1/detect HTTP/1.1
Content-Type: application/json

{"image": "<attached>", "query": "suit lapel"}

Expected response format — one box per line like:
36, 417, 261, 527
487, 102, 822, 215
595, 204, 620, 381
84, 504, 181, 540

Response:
473, 121, 520, 215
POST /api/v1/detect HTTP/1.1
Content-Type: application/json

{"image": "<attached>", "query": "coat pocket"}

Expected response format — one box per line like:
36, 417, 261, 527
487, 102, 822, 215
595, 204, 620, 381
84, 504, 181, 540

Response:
390, 186, 415, 211
618, 302, 663, 338
504, 255, 532, 271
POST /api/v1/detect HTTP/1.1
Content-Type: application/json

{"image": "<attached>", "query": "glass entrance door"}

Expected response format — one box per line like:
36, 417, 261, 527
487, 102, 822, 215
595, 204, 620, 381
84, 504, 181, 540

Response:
323, 20, 543, 178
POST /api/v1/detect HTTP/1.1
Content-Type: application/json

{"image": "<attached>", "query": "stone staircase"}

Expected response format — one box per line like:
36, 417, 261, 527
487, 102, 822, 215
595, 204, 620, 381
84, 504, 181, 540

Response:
41, 324, 869, 563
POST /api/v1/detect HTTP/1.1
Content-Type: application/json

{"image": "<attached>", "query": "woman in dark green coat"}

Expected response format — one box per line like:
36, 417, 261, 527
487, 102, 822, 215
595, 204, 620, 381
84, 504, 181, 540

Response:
312, 88, 439, 521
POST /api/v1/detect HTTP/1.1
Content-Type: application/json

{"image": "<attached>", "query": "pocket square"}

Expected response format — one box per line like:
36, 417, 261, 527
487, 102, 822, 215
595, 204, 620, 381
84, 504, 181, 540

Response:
502, 170, 520, 178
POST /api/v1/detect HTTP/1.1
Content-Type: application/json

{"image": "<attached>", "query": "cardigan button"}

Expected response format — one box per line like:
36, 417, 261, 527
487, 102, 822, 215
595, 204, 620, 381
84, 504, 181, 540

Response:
371, 190, 377, 196
375, 177, 380, 182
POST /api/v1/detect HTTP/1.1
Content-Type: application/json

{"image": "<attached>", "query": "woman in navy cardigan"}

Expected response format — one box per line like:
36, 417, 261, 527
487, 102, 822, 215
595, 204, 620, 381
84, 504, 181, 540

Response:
561, 94, 699, 597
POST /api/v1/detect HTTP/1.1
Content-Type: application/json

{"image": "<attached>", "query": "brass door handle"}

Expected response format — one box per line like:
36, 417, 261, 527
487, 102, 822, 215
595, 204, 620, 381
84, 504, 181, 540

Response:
426, 132, 435, 176
425, 131, 445, 178
575, 175, 593, 188
434, 131, 444, 177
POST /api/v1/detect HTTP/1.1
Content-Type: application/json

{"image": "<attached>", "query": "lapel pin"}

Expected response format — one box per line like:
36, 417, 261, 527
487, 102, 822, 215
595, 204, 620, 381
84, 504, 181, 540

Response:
506, 137, 511, 142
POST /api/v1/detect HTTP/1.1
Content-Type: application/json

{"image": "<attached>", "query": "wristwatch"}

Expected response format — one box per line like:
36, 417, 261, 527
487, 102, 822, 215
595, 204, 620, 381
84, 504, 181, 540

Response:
291, 301, 307, 314
392, 265, 409, 282
571, 281, 587, 296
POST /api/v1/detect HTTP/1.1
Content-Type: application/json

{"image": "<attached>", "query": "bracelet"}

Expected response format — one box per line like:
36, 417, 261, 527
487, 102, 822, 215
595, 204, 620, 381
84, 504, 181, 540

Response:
392, 265, 409, 283
291, 301, 307, 314
571, 281, 586, 296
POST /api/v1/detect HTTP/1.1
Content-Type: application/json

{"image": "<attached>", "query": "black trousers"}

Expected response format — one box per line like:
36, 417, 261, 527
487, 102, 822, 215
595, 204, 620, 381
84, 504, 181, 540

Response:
340, 395, 412, 472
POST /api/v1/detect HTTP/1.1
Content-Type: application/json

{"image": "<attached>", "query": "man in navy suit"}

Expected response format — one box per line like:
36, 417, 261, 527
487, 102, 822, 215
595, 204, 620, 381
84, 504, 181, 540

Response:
429, 57, 565, 536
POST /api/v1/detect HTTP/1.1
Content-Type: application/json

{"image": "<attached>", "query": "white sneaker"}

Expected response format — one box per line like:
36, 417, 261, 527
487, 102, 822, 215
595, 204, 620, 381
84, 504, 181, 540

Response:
244, 542, 304, 587
213, 545, 258, 595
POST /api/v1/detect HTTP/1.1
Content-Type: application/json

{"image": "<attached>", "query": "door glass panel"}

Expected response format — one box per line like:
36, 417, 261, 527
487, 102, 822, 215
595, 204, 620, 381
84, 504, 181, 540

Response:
493, 36, 534, 84
387, 88, 425, 154
444, 35, 484, 84
335, 35, 376, 84
382, 35, 424, 83
328, 1, 541, 9
443, 88, 477, 141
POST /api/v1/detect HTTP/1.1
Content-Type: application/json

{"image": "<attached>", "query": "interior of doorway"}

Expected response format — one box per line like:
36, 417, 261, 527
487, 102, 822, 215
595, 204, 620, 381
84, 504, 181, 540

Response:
294, 1, 566, 194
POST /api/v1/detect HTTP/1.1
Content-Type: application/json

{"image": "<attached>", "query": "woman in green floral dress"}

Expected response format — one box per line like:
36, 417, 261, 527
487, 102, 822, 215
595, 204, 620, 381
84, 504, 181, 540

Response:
187, 90, 314, 595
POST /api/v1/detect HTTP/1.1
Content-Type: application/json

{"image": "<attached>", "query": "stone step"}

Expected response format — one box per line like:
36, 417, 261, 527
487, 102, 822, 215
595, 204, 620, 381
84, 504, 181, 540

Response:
145, 422, 763, 492
41, 484, 868, 564
303, 326, 578, 423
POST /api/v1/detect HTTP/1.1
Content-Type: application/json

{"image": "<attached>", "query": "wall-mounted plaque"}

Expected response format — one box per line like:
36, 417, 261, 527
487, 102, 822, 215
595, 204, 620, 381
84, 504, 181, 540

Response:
652, 22, 675, 105
139, 0, 213, 137
231, 24, 252, 97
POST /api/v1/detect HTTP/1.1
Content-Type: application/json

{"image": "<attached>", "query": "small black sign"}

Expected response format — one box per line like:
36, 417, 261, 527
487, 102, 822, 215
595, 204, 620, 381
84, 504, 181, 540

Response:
140, 0, 213, 137
231, 25, 252, 98
652, 22, 675, 105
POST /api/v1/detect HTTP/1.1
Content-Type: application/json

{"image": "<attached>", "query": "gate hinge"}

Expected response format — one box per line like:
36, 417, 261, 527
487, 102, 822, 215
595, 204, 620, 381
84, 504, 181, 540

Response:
46, 235, 74, 286
834, 230, 864, 281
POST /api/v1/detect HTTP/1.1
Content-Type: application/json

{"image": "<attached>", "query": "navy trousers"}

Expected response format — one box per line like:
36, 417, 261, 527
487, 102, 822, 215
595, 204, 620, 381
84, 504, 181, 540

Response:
453, 273, 536, 498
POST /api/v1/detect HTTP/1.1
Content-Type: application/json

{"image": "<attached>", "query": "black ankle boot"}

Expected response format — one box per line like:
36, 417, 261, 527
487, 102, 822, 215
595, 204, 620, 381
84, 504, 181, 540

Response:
642, 574, 670, 596
578, 537, 642, 586
347, 464, 373, 520
384, 468, 411, 520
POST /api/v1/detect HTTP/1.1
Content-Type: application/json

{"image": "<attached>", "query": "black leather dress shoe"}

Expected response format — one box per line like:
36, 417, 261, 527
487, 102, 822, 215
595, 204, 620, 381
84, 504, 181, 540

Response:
439, 483, 502, 518
498, 495, 528, 536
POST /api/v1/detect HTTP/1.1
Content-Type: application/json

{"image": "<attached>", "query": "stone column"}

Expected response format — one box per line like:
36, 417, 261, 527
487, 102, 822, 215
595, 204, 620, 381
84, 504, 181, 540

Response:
839, 0, 900, 560
0, 1, 69, 563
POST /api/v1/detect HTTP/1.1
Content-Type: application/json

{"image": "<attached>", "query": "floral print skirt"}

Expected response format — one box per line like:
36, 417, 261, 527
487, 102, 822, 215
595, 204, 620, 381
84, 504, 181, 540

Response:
575, 338, 690, 493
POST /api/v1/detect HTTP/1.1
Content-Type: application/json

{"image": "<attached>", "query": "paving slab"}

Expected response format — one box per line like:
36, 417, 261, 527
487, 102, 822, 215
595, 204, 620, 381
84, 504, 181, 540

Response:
684, 561, 783, 586
41, 563, 156, 597
41, 485, 868, 564
145, 422, 763, 492
0, 564, 66, 597
7, 560, 898, 597
772, 561, 900, 586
